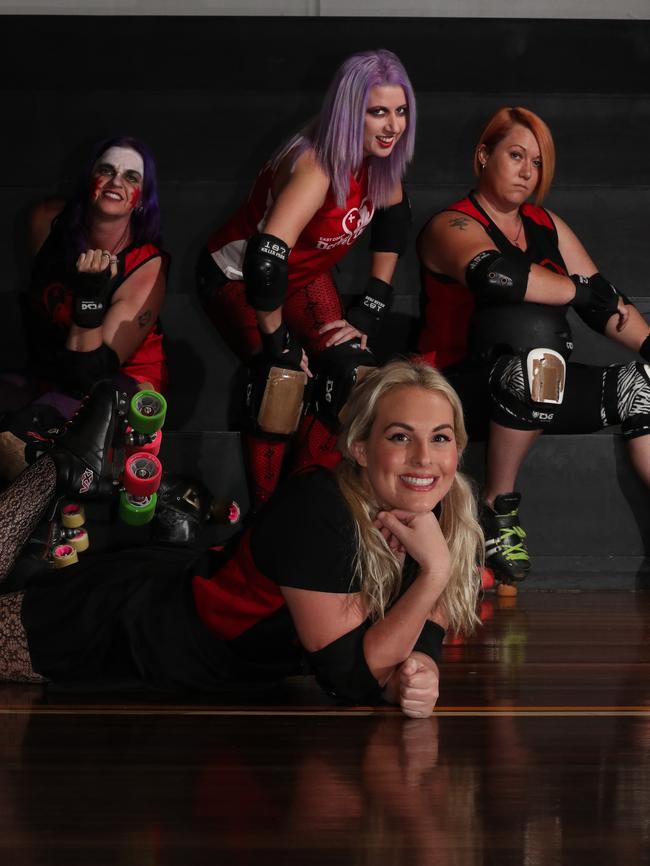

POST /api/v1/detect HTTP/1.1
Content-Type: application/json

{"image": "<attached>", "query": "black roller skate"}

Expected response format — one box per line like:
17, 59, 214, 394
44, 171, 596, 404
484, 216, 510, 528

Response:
481, 492, 530, 596
151, 473, 240, 546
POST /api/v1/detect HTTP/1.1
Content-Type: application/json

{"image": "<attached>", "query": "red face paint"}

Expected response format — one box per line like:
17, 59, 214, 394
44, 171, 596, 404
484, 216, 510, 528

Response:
90, 175, 103, 201
129, 187, 141, 209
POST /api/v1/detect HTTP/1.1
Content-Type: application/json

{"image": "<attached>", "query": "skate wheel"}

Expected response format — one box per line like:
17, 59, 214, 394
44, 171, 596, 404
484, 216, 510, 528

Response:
128, 390, 167, 435
125, 427, 162, 457
53, 544, 78, 569
480, 566, 495, 591
123, 453, 163, 496
119, 491, 157, 525
67, 528, 89, 553
210, 499, 242, 526
496, 582, 518, 598
61, 503, 85, 529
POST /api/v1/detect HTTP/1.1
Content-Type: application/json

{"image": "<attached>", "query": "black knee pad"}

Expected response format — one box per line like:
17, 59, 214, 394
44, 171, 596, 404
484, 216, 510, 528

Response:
312, 341, 377, 427
246, 356, 308, 438
614, 362, 650, 440
489, 348, 567, 428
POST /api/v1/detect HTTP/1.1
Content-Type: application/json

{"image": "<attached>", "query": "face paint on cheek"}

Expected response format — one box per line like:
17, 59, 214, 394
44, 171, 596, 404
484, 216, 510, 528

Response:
90, 176, 103, 201
129, 187, 141, 209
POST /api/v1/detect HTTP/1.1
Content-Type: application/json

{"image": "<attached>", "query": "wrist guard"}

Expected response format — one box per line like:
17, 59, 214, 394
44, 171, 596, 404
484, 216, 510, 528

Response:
570, 273, 621, 333
243, 232, 290, 312
260, 321, 303, 368
72, 268, 115, 329
346, 277, 392, 339
369, 192, 411, 256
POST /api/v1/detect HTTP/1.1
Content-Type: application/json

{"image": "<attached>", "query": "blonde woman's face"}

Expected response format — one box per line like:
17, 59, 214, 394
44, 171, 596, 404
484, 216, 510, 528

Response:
351, 386, 458, 512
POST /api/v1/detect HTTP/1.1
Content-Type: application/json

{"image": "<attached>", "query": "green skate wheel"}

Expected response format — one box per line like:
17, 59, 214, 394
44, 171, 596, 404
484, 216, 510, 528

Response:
128, 390, 167, 435
119, 491, 158, 526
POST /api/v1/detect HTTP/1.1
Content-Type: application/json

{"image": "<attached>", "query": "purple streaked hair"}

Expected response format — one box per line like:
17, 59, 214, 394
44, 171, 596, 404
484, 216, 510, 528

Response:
56, 135, 161, 264
273, 49, 416, 209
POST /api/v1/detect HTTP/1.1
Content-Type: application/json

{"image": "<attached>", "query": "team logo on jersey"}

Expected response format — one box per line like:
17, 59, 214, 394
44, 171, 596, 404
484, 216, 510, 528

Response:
316, 197, 374, 250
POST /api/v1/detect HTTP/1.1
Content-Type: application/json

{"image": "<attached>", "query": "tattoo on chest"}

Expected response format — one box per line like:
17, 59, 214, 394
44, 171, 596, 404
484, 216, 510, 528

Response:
138, 310, 152, 328
449, 217, 470, 231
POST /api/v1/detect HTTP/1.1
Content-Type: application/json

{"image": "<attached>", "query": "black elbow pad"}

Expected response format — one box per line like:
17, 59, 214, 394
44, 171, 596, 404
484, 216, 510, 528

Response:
369, 192, 412, 256
570, 272, 625, 334
243, 233, 290, 312
306, 621, 383, 704
465, 250, 529, 305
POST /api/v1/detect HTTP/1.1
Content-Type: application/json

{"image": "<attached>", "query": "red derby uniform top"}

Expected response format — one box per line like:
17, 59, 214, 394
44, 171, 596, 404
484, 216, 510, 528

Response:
417, 192, 568, 369
28, 227, 168, 393
207, 158, 374, 292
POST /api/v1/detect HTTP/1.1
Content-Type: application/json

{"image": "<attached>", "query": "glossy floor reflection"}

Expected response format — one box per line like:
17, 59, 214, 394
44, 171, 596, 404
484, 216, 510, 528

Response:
2, 590, 650, 865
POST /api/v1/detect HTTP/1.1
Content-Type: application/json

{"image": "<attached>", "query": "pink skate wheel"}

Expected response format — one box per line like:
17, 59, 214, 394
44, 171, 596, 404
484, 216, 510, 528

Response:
123, 453, 163, 496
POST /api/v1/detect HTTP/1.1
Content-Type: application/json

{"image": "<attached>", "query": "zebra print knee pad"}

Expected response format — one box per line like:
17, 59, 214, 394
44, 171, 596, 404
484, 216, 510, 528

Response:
615, 362, 650, 440
489, 349, 565, 428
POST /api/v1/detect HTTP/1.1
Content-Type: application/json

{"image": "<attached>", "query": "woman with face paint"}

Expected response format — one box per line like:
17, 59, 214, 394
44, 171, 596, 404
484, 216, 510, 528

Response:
197, 49, 416, 508
416, 106, 650, 589
0, 136, 167, 481
0, 359, 482, 717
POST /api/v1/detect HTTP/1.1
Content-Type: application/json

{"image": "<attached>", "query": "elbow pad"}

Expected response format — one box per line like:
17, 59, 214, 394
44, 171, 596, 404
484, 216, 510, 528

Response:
413, 620, 446, 664
243, 233, 290, 312
465, 250, 529, 305
346, 276, 393, 339
369, 192, 412, 256
570, 272, 623, 334
58, 344, 120, 396
306, 621, 383, 704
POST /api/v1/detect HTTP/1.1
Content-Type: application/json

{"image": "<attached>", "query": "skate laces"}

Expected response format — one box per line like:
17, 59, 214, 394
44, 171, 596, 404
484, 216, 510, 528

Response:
497, 514, 529, 562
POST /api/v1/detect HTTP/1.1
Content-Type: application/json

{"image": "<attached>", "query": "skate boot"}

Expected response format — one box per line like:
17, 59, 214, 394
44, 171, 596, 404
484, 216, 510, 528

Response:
481, 492, 531, 586
49, 381, 121, 499
151, 473, 240, 546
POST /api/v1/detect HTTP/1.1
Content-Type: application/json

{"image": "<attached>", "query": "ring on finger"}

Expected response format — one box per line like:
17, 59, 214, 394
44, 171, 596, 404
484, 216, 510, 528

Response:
101, 251, 111, 259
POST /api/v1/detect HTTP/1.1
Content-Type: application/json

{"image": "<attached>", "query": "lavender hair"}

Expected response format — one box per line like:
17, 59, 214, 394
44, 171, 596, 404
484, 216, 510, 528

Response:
274, 49, 416, 209
56, 135, 162, 265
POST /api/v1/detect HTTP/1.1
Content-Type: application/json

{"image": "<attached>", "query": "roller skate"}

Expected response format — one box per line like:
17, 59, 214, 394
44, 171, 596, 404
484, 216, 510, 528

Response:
49, 380, 167, 527
150, 473, 241, 546
481, 492, 530, 599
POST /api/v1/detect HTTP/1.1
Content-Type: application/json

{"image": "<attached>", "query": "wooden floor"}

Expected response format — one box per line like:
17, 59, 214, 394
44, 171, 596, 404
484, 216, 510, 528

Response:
2, 590, 650, 865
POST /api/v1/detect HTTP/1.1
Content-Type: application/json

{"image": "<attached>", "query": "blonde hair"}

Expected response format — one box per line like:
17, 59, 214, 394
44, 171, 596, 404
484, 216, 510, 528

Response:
473, 106, 556, 204
335, 359, 483, 634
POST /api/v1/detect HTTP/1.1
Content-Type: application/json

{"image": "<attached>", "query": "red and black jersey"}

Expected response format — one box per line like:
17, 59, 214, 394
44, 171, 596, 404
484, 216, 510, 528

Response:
28, 226, 168, 392
417, 192, 568, 368
206, 155, 374, 294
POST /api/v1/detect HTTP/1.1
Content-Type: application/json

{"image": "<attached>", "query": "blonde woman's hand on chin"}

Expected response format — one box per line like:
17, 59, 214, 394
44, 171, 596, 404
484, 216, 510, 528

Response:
374, 509, 451, 584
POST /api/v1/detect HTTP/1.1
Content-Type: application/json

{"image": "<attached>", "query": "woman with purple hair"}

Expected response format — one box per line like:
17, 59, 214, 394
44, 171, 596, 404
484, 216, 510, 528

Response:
197, 49, 416, 508
0, 136, 168, 480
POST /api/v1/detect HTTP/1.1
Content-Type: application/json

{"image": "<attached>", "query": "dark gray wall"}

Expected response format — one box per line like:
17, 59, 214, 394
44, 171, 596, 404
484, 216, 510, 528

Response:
1, 16, 649, 431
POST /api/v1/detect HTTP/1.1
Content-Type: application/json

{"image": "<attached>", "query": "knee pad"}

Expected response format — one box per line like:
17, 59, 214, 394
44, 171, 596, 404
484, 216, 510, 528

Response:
246, 357, 307, 437
312, 341, 377, 427
613, 362, 650, 440
490, 348, 566, 428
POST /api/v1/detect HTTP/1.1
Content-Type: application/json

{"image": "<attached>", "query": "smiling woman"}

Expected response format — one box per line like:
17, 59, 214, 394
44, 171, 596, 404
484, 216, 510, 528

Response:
0, 359, 482, 717
0, 136, 168, 482
196, 49, 417, 509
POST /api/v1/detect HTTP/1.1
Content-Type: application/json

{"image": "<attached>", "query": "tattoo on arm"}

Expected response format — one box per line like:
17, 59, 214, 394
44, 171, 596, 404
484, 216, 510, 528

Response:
138, 310, 152, 328
449, 217, 470, 231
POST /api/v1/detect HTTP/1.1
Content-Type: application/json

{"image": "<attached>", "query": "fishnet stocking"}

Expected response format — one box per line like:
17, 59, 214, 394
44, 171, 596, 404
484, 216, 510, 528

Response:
0, 592, 45, 682
0, 456, 56, 583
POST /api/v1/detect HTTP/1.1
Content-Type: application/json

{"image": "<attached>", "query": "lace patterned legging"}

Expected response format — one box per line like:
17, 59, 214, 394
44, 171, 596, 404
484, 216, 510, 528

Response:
0, 457, 57, 682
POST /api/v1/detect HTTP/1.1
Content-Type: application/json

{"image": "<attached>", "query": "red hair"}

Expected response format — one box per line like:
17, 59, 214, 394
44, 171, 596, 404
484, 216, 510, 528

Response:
473, 106, 555, 203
